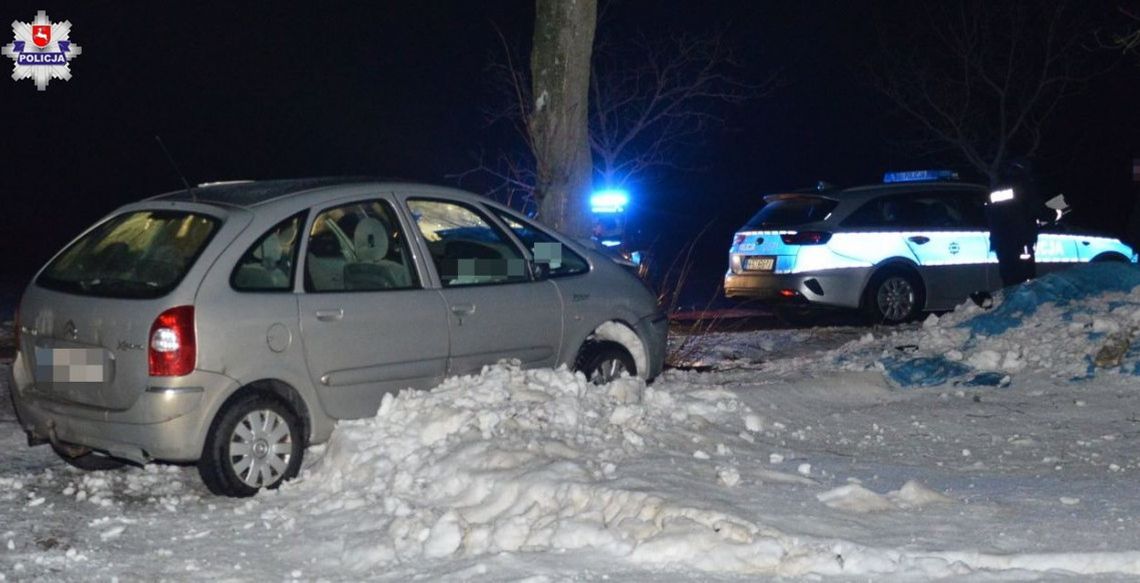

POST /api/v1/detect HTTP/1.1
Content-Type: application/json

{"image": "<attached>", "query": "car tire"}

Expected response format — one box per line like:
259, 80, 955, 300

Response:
198, 393, 304, 498
575, 341, 637, 385
52, 445, 126, 471
863, 268, 924, 324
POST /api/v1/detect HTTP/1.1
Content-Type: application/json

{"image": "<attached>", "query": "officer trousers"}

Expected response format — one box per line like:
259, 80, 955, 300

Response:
994, 242, 1035, 287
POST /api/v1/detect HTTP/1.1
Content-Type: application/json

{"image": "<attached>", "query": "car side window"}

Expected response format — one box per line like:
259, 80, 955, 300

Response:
231, 213, 305, 292
954, 191, 989, 229
304, 200, 420, 292
406, 199, 529, 287
492, 209, 589, 277
843, 195, 913, 228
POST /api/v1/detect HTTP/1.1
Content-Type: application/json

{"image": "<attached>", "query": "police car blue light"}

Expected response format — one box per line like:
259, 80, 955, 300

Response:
882, 170, 959, 184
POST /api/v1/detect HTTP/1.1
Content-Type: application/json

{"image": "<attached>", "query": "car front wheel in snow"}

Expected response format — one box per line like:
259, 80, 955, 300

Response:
198, 394, 304, 497
576, 341, 636, 385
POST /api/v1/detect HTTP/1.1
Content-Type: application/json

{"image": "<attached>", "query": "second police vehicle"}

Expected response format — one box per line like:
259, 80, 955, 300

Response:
725, 170, 1137, 323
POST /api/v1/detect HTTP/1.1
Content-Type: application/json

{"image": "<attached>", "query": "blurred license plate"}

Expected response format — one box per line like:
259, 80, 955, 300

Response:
744, 256, 775, 271
34, 347, 106, 383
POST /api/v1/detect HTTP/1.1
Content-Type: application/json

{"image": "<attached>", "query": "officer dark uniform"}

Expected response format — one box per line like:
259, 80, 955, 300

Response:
987, 158, 1046, 287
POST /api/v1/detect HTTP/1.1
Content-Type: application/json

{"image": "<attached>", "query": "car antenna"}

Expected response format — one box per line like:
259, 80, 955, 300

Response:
154, 135, 195, 202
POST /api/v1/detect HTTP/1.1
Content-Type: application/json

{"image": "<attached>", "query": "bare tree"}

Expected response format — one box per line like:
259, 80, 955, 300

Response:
1111, 6, 1140, 56
457, 26, 769, 223
870, 0, 1101, 184
527, 0, 597, 237
589, 31, 770, 188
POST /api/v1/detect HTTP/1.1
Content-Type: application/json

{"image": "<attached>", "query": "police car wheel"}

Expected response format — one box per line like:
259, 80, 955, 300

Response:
864, 269, 923, 324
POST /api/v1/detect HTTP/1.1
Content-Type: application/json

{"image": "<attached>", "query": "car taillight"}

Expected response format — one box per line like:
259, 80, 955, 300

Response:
149, 305, 196, 377
780, 231, 832, 245
732, 234, 745, 246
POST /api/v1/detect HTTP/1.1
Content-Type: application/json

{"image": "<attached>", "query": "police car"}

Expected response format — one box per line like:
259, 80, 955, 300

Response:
724, 170, 1137, 323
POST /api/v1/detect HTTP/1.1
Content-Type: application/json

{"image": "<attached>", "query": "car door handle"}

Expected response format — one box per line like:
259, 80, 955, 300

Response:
908, 236, 930, 245
450, 303, 476, 316
314, 309, 343, 322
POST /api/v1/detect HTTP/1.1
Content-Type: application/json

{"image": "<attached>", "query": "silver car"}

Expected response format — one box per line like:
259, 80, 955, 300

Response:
10, 179, 666, 496
725, 175, 1136, 322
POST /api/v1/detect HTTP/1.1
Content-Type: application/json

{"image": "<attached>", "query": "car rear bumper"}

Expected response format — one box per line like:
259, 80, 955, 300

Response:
723, 269, 869, 309
9, 350, 237, 464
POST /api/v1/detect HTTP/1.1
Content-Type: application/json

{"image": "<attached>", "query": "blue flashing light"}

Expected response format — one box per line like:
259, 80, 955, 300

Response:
600, 239, 622, 247
590, 189, 629, 214
882, 170, 959, 184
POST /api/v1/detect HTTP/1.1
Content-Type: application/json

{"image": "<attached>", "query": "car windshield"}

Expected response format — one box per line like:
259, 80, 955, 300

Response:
37, 210, 220, 298
743, 196, 837, 229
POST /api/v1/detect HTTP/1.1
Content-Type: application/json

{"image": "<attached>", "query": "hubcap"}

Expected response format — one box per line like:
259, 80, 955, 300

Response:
591, 358, 628, 384
876, 277, 915, 322
229, 409, 293, 488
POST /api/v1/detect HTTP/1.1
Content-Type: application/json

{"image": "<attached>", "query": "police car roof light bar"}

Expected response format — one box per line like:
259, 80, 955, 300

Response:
882, 170, 959, 184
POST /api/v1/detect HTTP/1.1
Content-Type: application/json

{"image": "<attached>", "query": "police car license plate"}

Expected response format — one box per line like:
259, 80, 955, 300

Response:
744, 256, 775, 271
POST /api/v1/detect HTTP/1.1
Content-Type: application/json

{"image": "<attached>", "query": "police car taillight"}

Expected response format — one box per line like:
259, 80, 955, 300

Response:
732, 234, 746, 246
780, 231, 832, 245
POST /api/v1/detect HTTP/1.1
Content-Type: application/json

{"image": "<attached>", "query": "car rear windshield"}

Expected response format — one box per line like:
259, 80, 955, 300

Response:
37, 210, 220, 298
743, 196, 838, 229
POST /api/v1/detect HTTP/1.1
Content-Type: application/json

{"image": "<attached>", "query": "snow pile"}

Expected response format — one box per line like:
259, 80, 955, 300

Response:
281, 363, 795, 575
857, 264, 1140, 387
817, 480, 953, 514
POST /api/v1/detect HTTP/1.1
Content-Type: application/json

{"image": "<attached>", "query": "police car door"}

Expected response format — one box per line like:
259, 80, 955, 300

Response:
901, 193, 991, 308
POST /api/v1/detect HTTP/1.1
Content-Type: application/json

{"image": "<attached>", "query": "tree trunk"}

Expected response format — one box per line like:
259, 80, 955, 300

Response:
529, 0, 597, 238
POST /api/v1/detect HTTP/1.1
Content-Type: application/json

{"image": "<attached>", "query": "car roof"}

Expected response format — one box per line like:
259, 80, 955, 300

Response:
148, 177, 447, 209
764, 181, 985, 204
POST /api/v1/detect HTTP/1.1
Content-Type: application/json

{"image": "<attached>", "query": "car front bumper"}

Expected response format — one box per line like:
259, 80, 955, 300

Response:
723, 268, 870, 309
9, 349, 238, 464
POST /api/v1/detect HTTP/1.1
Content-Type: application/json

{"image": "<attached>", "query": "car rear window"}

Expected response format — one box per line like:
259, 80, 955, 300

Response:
37, 210, 220, 298
743, 197, 837, 229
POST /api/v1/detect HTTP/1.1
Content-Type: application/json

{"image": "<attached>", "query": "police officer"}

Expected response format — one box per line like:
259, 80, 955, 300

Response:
987, 158, 1047, 287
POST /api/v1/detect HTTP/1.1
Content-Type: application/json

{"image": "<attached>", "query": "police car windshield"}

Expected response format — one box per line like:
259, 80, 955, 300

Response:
744, 197, 837, 229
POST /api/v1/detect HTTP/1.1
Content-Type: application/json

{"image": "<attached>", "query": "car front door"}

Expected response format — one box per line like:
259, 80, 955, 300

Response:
297, 197, 449, 419
403, 197, 563, 376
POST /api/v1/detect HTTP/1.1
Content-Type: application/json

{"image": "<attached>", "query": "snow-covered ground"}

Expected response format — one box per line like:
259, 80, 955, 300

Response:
4, 265, 1140, 581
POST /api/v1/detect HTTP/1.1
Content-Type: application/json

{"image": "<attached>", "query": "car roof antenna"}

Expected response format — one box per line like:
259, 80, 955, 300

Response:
154, 135, 195, 202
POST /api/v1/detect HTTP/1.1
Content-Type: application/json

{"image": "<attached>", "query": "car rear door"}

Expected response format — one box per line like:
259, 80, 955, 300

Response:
898, 191, 993, 305
402, 196, 563, 376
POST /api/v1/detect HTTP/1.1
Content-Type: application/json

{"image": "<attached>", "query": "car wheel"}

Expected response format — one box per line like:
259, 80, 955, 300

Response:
52, 444, 126, 471
198, 393, 304, 498
576, 341, 637, 385
863, 269, 923, 324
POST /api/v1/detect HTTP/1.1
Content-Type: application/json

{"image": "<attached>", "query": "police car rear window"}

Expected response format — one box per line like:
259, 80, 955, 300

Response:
744, 197, 837, 229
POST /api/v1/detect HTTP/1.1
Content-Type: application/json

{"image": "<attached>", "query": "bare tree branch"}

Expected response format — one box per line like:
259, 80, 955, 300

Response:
868, 0, 1103, 183
457, 23, 776, 212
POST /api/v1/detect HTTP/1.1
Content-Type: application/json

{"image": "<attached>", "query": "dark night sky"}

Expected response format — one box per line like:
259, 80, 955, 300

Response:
3, 1, 1139, 294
